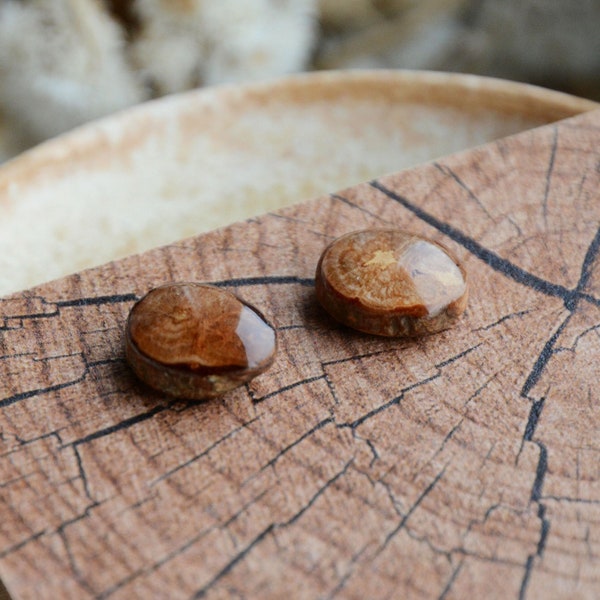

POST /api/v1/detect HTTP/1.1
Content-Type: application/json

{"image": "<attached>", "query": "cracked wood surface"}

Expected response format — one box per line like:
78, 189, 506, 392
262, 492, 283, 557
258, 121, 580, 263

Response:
1, 108, 599, 599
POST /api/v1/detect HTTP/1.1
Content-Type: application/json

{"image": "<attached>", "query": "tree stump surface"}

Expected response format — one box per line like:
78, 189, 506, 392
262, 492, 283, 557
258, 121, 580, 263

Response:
1, 109, 599, 599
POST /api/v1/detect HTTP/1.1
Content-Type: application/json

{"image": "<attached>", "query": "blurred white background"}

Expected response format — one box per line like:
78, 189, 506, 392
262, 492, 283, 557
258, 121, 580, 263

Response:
0, 0, 599, 162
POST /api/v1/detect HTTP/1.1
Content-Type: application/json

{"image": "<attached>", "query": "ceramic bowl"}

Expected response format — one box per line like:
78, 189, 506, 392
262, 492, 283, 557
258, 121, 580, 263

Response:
0, 70, 597, 295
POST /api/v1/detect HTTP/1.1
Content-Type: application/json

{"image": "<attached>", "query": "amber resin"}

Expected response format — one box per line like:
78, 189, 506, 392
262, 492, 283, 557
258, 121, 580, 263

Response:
125, 283, 276, 399
315, 229, 468, 337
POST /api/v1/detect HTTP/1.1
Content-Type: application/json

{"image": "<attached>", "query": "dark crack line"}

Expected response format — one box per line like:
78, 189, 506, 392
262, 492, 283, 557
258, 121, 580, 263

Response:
336, 344, 482, 430
211, 276, 314, 288
0, 431, 66, 461
530, 443, 548, 504
14, 428, 64, 448
435, 343, 483, 369
531, 223, 600, 385
191, 460, 353, 599
521, 314, 572, 398
376, 467, 446, 557
257, 417, 334, 474
325, 544, 370, 599
331, 193, 391, 223
519, 441, 550, 600
534, 504, 550, 557
0, 372, 89, 408
2, 291, 131, 319
474, 309, 532, 332
67, 404, 169, 447
510, 231, 600, 599
370, 180, 585, 306
0, 351, 36, 361
516, 392, 546, 485
322, 347, 400, 367
434, 162, 494, 221
462, 503, 504, 540
542, 495, 600, 505
556, 322, 600, 354
405, 526, 454, 563
0, 473, 35, 488
56, 501, 103, 534
365, 438, 380, 467
283, 459, 354, 527
573, 225, 600, 301
72, 445, 94, 502
1, 306, 59, 321
522, 398, 546, 443
542, 127, 559, 227
515, 224, 600, 590
410, 523, 526, 569
150, 416, 259, 486
0, 323, 23, 331
438, 559, 464, 600
0, 351, 112, 410
55, 293, 139, 308
114, 493, 160, 517
251, 374, 326, 404
519, 555, 536, 600
339, 390, 403, 430
347, 464, 405, 521
0, 529, 46, 558
322, 338, 479, 371
323, 371, 341, 405
57, 527, 96, 596
276, 324, 308, 331
97, 490, 269, 599
87, 357, 127, 368
192, 524, 274, 600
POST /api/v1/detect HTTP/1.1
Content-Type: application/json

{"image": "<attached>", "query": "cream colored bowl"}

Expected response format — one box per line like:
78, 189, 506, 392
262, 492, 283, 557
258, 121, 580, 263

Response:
0, 70, 597, 296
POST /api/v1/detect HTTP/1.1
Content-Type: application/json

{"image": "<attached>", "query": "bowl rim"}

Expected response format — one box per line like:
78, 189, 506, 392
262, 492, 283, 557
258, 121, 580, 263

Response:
0, 69, 597, 200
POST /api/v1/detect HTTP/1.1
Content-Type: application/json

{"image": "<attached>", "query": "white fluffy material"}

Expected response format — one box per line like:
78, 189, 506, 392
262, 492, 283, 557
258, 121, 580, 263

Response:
0, 0, 145, 142
0, 0, 317, 145
131, 0, 318, 91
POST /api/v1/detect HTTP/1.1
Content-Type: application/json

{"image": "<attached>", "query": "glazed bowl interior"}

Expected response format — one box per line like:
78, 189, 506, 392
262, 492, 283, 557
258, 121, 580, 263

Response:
0, 70, 597, 296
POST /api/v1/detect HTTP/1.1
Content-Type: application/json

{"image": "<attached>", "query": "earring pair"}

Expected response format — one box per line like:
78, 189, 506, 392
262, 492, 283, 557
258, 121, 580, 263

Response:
125, 229, 468, 400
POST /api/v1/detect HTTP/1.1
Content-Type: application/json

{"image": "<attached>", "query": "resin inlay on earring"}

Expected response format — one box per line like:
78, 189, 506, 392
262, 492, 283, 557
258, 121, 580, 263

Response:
125, 283, 276, 399
315, 229, 468, 337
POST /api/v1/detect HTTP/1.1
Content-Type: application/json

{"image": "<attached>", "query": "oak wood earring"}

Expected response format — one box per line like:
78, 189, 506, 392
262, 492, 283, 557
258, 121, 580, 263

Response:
315, 229, 468, 337
125, 283, 277, 399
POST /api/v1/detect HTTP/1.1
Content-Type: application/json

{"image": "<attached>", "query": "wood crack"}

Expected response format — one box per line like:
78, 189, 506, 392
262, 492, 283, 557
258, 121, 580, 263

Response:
211, 276, 314, 289
377, 466, 447, 556
542, 127, 559, 228
335, 343, 482, 430
519, 441, 550, 600
438, 559, 464, 600
370, 180, 598, 308
190, 459, 354, 598
96, 489, 270, 599
0, 372, 89, 409
249, 374, 327, 404
433, 162, 495, 221
330, 193, 391, 223
255, 417, 334, 475
67, 405, 170, 448
149, 416, 260, 487
0, 529, 46, 559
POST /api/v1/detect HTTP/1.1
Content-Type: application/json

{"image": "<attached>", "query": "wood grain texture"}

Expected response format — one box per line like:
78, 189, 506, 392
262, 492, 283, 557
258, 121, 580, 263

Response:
0, 109, 599, 599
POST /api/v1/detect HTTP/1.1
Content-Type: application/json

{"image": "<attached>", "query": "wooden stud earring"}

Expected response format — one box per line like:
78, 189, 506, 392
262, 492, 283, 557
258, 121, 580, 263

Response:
125, 283, 276, 399
315, 229, 468, 337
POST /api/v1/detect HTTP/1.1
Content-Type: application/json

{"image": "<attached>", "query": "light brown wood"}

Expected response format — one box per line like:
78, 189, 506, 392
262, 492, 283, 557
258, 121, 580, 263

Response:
1, 109, 599, 599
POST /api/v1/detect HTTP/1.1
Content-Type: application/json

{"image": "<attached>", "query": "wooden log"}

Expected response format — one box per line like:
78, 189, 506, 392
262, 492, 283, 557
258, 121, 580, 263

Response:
0, 109, 599, 599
